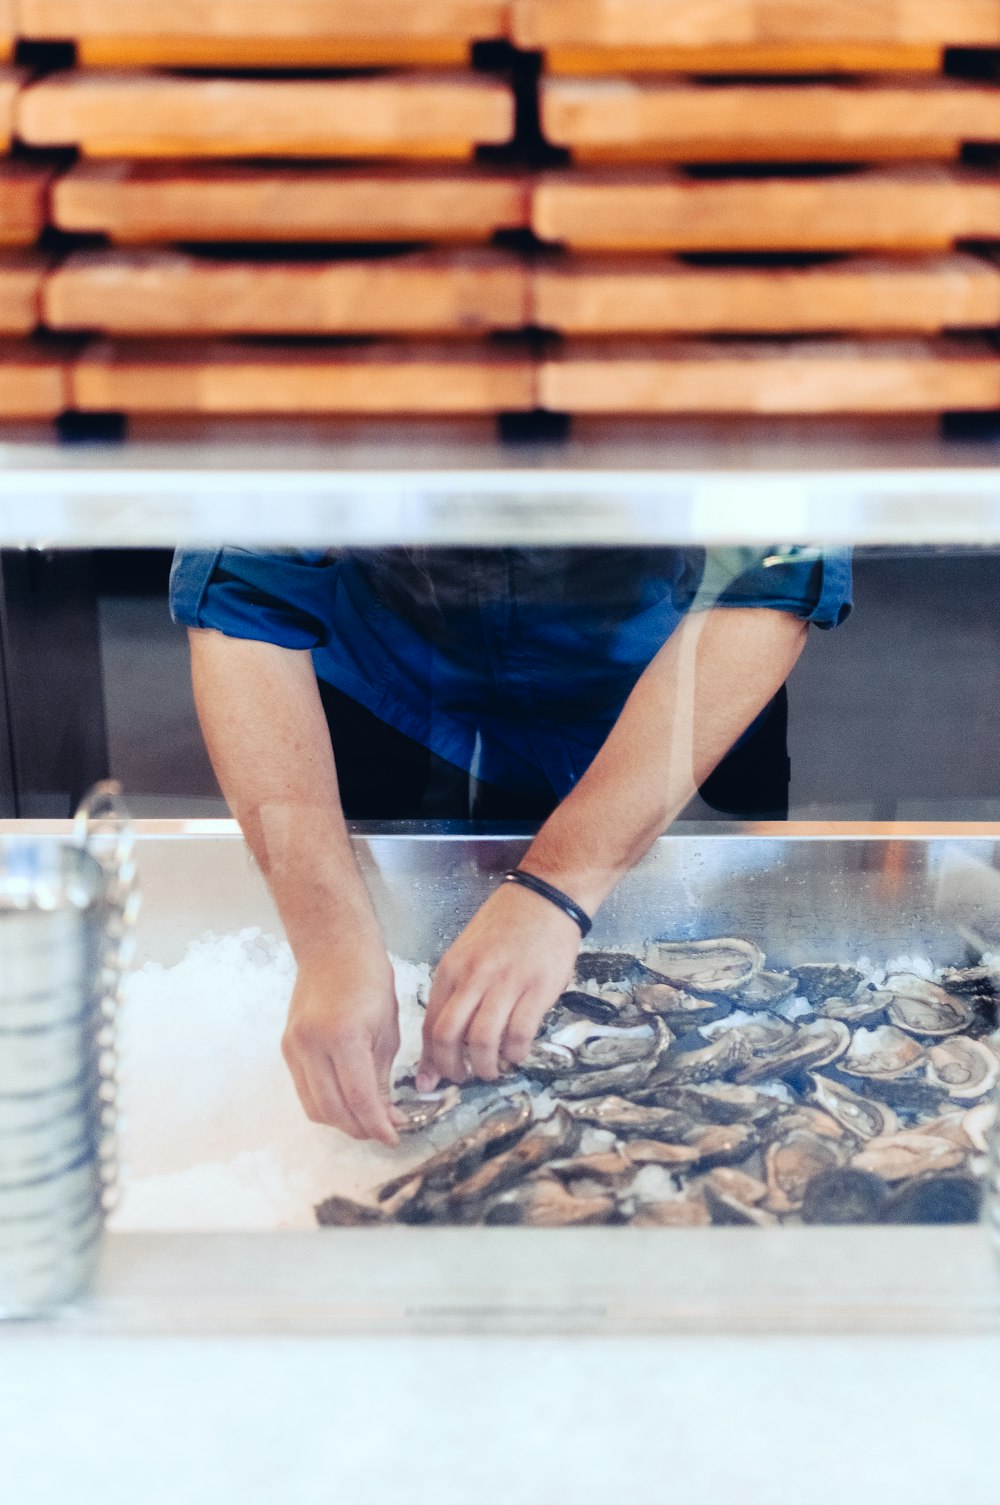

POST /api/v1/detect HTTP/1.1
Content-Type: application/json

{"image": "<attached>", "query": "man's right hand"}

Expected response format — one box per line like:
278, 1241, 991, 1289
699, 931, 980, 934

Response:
281, 947, 404, 1146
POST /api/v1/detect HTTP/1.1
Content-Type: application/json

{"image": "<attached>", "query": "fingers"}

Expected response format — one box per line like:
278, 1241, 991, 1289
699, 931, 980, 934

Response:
501, 986, 555, 1069
284, 1026, 399, 1146
465, 985, 524, 1082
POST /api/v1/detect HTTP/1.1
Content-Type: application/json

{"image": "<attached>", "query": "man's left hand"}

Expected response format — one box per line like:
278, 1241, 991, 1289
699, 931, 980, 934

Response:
416, 882, 582, 1088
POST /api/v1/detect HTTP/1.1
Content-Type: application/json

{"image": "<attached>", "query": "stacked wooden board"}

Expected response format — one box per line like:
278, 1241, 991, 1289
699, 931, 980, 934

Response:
6, 1, 1000, 420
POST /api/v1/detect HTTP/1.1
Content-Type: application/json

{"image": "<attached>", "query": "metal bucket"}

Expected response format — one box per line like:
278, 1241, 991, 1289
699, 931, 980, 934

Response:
0, 782, 137, 1318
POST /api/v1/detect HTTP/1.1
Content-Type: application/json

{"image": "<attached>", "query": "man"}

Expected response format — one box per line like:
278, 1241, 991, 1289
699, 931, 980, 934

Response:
171, 544, 851, 1145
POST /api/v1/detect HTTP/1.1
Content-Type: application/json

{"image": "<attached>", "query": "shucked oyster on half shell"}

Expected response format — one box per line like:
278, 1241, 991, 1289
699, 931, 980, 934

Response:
806, 1072, 898, 1142
851, 1130, 966, 1182
646, 1029, 754, 1087
391, 1082, 462, 1133
734, 970, 798, 1009
838, 1025, 926, 1081
643, 937, 765, 995
926, 1037, 1000, 1101
633, 981, 731, 1028
735, 1018, 850, 1084
883, 974, 974, 1038
765, 1128, 847, 1215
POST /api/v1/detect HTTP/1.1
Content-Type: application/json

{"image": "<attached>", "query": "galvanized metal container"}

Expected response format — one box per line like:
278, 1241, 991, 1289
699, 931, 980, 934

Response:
0, 783, 137, 1318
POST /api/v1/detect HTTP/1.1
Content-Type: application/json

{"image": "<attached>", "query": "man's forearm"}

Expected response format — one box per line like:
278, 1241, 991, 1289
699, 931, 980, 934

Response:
188, 629, 384, 967
522, 607, 808, 913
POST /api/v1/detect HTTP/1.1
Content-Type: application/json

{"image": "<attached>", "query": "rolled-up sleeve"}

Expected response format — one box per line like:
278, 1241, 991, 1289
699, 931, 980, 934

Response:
694, 546, 852, 630
169, 548, 340, 650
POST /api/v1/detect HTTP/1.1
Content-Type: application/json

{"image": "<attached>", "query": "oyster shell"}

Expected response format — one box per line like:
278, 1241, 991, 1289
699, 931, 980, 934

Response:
635, 1081, 782, 1126
799, 1169, 888, 1225
520, 1039, 577, 1080
630, 1192, 712, 1227
736, 1018, 850, 1084
792, 963, 865, 1003
938, 965, 1000, 996
552, 990, 639, 1026
884, 974, 974, 1038
765, 1129, 846, 1214
568, 1095, 697, 1140
485, 1172, 616, 1227
819, 989, 891, 1026
926, 1037, 1000, 1101
644, 937, 765, 995
701, 1167, 777, 1226
314, 1195, 386, 1227
376, 1092, 533, 1206
735, 970, 798, 1009
962, 1101, 997, 1152
391, 1083, 462, 1133
440, 1107, 580, 1218
839, 1025, 926, 1081
626, 1122, 756, 1172
546, 1148, 635, 1185
806, 1072, 898, 1141
851, 1130, 965, 1181
574, 951, 657, 990
702, 1011, 794, 1055
634, 981, 731, 1028
648, 1030, 754, 1086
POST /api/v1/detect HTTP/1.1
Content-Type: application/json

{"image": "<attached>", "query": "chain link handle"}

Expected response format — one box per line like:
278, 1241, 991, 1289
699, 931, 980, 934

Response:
73, 781, 140, 1213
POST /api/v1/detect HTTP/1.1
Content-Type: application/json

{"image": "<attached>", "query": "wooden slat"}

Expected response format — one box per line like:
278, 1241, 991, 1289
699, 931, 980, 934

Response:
0, 339, 69, 417
532, 167, 1000, 252
533, 253, 1000, 334
514, 1, 1000, 49
44, 248, 530, 335
75, 39, 474, 68
17, 71, 516, 159
543, 43, 945, 74
70, 340, 537, 413
0, 161, 55, 247
541, 77, 1000, 163
539, 337, 1000, 414
0, 66, 27, 152
0, 252, 49, 333
52, 162, 530, 243
0, 0, 12, 65
18, 1, 508, 42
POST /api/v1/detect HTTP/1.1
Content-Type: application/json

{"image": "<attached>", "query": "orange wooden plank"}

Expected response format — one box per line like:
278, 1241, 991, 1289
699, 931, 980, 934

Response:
543, 43, 945, 73
71, 340, 537, 413
45, 248, 530, 335
539, 336, 1000, 414
514, 1, 1000, 49
0, 339, 70, 417
533, 253, 1000, 334
541, 77, 1000, 163
75, 39, 474, 68
52, 161, 531, 243
18, 71, 516, 159
0, 66, 28, 152
532, 166, 1000, 252
18, 1, 509, 42
0, 251, 50, 332
0, 161, 55, 247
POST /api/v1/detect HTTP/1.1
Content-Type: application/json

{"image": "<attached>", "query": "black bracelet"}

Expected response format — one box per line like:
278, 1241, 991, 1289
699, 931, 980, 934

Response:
503, 868, 593, 938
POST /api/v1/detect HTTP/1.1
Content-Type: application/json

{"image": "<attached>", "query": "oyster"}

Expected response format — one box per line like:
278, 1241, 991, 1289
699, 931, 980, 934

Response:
648, 1030, 754, 1086
376, 1092, 533, 1206
838, 1025, 926, 1081
314, 1195, 386, 1227
881, 1175, 981, 1225
736, 1018, 850, 1084
735, 970, 798, 1009
634, 981, 731, 1028
926, 1037, 1000, 1101
391, 1082, 462, 1133
644, 937, 765, 995
799, 1169, 888, 1226
631, 1192, 712, 1227
765, 1129, 846, 1214
938, 965, 1000, 996
793, 963, 865, 1003
635, 1081, 782, 1126
569, 1095, 697, 1140
548, 1018, 671, 1097
485, 1172, 616, 1227
546, 1148, 635, 1185
806, 1072, 898, 1141
626, 1123, 756, 1172
574, 951, 657, 990
702, 1011, 794, 1055
551, 1059, 659, 1099
551, 990, 638, 1026
440, 1107, 580, 1218
701, 1168, 777, 1227
851, 1130, 965, 1181
819, 989, 891, 1026
520, 1039, 577, 1080
962, 1101, 997, 1152
884, 974, 974, 1038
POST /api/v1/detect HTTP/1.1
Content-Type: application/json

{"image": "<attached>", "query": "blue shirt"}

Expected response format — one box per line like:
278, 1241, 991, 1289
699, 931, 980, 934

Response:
171, 546, 852, 797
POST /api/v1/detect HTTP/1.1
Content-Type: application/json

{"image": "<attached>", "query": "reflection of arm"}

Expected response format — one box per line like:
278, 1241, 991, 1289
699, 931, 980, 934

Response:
521, 606, 808, 914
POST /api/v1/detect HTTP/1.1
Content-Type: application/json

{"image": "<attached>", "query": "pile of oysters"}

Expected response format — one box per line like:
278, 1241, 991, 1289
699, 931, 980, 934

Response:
315, 937, 1000, 1229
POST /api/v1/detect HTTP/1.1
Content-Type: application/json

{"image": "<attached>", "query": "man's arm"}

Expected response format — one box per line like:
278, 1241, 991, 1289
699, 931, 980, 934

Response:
417, 606, 807, 1088
188, 628, 402, 1145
